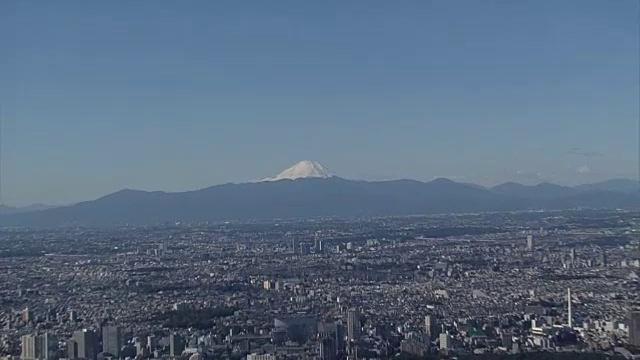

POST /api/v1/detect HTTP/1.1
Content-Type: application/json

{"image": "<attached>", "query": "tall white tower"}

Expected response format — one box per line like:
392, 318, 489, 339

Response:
526, 235, 534, 251
567, 288, 572, 328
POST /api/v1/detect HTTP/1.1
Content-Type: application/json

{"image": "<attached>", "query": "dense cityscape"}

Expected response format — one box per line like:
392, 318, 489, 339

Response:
3, 0, 637, 359
0, 209, 639, 359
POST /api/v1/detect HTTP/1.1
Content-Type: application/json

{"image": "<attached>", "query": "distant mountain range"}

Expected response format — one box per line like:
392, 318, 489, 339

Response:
0, 203, 60, 215
0, 161, 638, 227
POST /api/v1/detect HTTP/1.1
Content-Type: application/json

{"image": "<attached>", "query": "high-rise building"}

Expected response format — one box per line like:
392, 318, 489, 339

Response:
601, 253, 608, 267
102, 326, 122, 357
22, 308, 34, 323
567, 288, 573, 329
336, 322, 346, 352
40, 333, 57, 360
147, 336, 157, 352
347, 310, 360, 342
400, 339, 428, 357
318, 322, 341, 355
73, 329, 98, 360
570, 248, 576, 262
21, 335, 36, 360
67, 340, 78, 360
630, 311, 640, 347
299, 243, 310, 255
318, 337, 336, 360
169, 334, 184, 357
526, 235, 533, 251
439, 333, 451, 350
424, 315, 435, 340
274, 316, 317, 344
21, 333, 57, 360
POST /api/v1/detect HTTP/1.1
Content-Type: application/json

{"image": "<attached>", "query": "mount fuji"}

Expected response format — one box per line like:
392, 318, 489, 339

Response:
261, 161, 334, 181
0, 161, 639, 226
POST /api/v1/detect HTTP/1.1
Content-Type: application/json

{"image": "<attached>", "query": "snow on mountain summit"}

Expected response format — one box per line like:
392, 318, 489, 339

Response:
261, 161, 334, 181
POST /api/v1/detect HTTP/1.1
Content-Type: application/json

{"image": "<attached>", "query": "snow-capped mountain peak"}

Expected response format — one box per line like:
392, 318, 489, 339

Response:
262, 161, 334, 181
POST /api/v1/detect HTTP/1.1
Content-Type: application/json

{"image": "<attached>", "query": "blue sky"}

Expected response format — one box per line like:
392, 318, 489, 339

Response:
0, 0, 638, 205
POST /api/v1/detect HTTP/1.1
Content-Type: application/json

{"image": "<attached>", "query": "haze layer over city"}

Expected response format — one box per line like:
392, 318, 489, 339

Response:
1, 1, 639, 360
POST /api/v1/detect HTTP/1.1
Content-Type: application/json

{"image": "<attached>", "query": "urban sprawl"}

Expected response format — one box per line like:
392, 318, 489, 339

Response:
1, 209, 640, 359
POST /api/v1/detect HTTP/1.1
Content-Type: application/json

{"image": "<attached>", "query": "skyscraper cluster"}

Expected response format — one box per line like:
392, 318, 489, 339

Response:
22, 327, 124, 360
21, 334, 56, 360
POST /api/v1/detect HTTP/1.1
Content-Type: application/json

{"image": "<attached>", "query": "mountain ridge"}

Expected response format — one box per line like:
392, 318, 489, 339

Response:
0, 176, 638, 227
